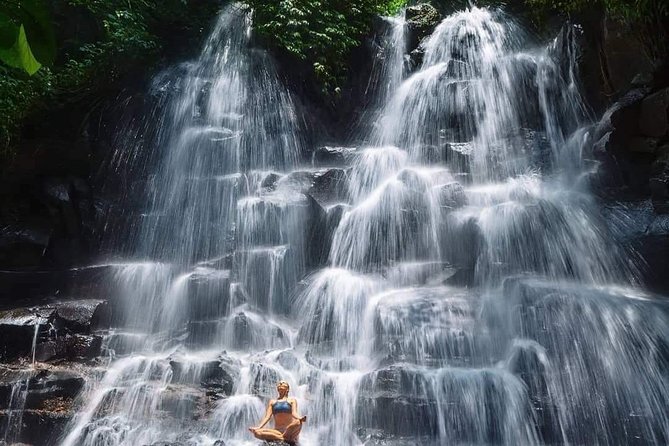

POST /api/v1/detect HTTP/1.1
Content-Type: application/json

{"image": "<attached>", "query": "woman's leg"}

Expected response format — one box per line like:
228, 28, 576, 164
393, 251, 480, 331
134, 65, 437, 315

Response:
251, 428, 285, 441
282, 420, 303, 443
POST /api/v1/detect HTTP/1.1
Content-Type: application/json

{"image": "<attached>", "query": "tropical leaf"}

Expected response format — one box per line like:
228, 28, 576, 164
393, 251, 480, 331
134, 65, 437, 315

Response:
14, 0, 56, 66
0, 0, 55, 73
0, 24, 42, 74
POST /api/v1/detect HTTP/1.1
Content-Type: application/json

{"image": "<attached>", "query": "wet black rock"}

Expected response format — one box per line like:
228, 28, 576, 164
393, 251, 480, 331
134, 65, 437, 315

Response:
626, 136, 660, 154
24, 369, 86, 410
0, 307, 56, 361
276, 350, 300, 371
0, 299, 109, 362
247, 363, 281, 398
0, 368, 85, 444
185, 320, 219, 347
170, 359, 235, 395
506, 340, 562, 443
159, 385, 204, 419
0, 264, 115, 304
415, 142, 471, 171
54, 299, 111, 333
436, 182, 467, 209
234, 247, 298, 313
5, 410, 71, 446
273, 168, 349, 207
439, 217, 483, 286
606, 88, 649, 135
35, 334, 102, 361
260, 172, 282, 190
590, 85, 668, 199
304, 193, 329, 268
356, 366, 437, 437
310, 168, 349, 205
639, 87, 669, 138
602, 200, 669, 293
409, 46, 425, 70
313, 203, 348, 267
0, 225, 51, 269
0, 172, 99, 270
311, 146, 357, 166
406, 4, 442, 54
234, 312, 287, 349
186, 268, 232, 320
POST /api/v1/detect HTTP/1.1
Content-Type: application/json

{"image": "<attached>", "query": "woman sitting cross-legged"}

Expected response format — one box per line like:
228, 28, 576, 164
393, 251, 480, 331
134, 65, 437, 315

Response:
249, 380, 306, 445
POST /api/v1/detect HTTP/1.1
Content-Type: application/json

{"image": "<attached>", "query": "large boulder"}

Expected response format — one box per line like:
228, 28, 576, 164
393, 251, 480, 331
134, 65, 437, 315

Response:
23, 369, 86, 410
0, 307, 57, 361
589, 86, 668, 200
0, 264, 114, 304
34, 334, 102, 361
310, 146, 357, 166
497, 277, 669, 444
0, 299, 109, 362
370, 286, 480, 366
0, 224, 51, 268
639, 87, 669, 138
169, 358, 235, 395
309, 168, 349, 206
53, 299, 111, 333
506, 340, 562, 443
406, 4, 442, 54
2, 410, 72, 446
356, 365, 536, 443
0, 367, 86, 446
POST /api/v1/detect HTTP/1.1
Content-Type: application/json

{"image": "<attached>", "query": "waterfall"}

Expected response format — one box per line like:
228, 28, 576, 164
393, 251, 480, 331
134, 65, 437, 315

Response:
58, 4, 669, 446
366, 12, 408, 109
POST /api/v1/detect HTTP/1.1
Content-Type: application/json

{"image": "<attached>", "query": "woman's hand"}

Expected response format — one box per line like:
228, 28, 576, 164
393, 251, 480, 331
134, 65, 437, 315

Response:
248, 427, 259, 433
299, 415, 307, 423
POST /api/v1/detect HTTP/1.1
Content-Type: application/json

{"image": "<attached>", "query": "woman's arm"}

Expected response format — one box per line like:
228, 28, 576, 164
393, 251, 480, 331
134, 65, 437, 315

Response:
290, 398, 307, 422
252, 400, 274, 429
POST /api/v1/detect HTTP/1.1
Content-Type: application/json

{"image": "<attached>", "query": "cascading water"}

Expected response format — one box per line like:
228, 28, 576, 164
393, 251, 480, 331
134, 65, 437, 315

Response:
57, 4, 669, 446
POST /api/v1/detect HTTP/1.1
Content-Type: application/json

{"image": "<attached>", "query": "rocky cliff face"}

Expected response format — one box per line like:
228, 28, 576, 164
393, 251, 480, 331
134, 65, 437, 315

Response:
588, 68, 669, 294
0, 3, 667, 444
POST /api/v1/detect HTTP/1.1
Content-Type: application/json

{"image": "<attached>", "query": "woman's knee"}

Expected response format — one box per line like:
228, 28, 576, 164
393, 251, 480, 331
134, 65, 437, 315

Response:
254, 429, 284, 441
283, 422, 302, 441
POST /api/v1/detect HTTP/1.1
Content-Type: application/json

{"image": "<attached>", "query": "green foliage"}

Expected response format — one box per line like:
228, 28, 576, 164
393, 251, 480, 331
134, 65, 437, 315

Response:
383, 0, 409, 15
0, 0, 56, 74
0, 65, 52, 146
525, 0, 668, 19
524, 0, 669, 60
248, 0, 408, 93
0, 0, 219, 155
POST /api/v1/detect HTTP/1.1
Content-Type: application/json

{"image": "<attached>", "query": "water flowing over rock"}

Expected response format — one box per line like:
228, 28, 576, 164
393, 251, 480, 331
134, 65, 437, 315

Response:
2, 3, 667, 446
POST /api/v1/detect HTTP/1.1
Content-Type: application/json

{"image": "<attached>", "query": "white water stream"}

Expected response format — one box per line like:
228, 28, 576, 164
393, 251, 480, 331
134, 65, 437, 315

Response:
57, 5, 669, 446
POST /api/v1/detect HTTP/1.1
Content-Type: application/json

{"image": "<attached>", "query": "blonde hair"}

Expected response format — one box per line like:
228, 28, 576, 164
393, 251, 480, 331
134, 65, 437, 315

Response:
277, 381, 290, 393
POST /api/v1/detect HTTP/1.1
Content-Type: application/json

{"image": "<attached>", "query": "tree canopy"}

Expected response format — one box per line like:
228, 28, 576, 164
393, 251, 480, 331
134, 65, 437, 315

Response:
247, 0, 406, 93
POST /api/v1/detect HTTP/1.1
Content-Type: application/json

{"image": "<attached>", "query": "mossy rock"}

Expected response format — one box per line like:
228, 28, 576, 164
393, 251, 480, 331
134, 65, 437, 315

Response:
406, 3, 442, 51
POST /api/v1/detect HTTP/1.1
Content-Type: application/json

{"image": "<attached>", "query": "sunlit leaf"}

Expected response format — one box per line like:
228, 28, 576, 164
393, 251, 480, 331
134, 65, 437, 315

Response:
4, 0, 56, 65
0, 24, 42, 74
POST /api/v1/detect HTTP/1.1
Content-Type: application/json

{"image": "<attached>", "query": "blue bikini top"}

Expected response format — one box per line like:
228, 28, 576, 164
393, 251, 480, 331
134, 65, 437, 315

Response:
272, 400, 292, 414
